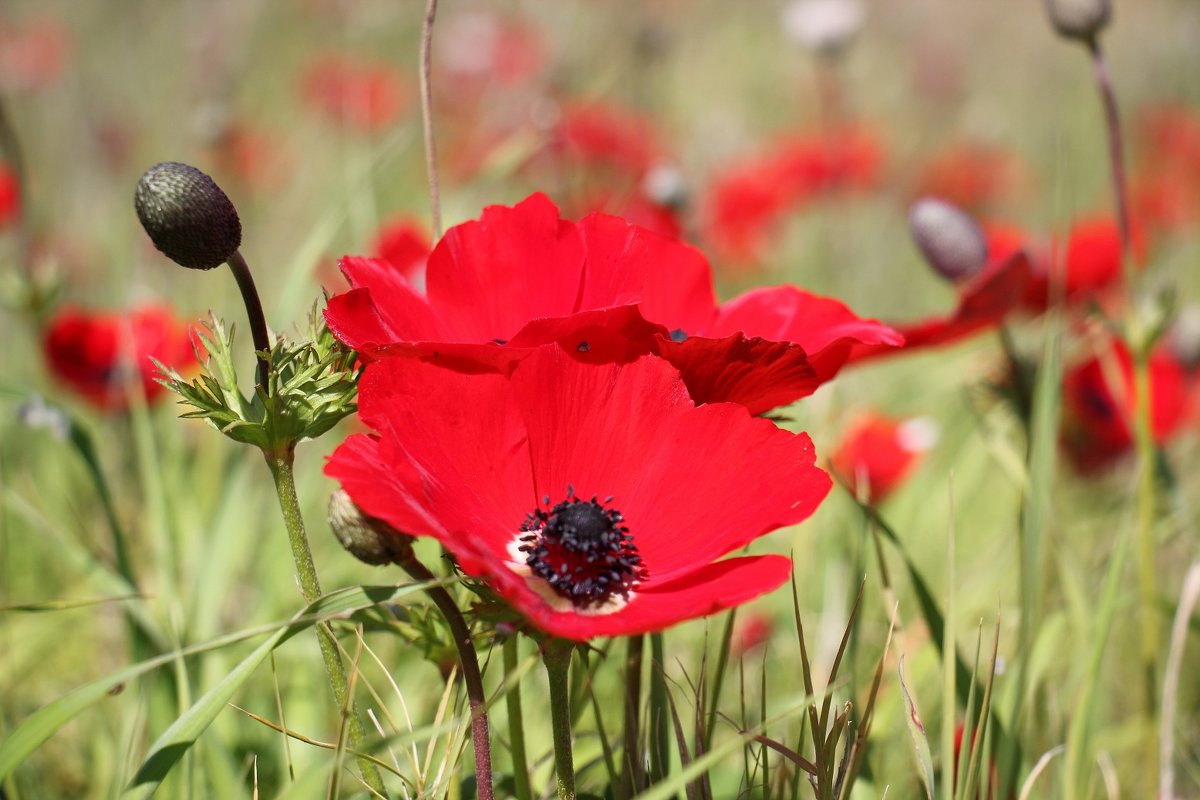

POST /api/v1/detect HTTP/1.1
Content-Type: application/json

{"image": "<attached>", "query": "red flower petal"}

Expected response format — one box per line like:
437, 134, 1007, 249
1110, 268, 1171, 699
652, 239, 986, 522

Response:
707, 286, 902, 381
425, 193, 586, 342
654, 334, 817, 415
485, 554, 794, 641
850, 250, 1031, 363
509, 346, 829, 580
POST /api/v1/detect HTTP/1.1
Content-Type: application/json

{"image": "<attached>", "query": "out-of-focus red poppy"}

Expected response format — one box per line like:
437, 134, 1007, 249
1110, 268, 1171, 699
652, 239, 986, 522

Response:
327, 344, 831, 641
952, 723, 998, 799
370, 216, 431, 285
206, 124, 291, 191
1131, 105, 1200, 236
326, 193, 901, 415
1020, 215, 1146, 311
829, 414, 938, 501
705, 127, 883, 265
0, 17, 69, 93
0, 163, 20, 228
438, 10, 544, 89
301, 55, 409, 132
548, 102, 661, 178
1061, 337, 1189, 471
42, 305, 199, 411
913, 143, 1028, 213
732, 612, 773, 657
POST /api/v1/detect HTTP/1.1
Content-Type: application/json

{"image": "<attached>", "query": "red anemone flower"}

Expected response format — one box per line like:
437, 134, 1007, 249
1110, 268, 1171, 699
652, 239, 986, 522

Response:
0, 163, 19, 228
1061, 337, 1189, 471
42, 305, 198, 411
0, 17, 69, 93
829, 414, 938, 501
325, 193, 900, 415
327, 344, 830, 640
301, 55, 409, 132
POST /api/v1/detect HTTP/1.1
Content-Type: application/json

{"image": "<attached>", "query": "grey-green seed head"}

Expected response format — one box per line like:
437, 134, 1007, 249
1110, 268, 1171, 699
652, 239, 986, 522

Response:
908, 197, 989, 283
134, 162, 241, 270
1043, 0, 1111, 41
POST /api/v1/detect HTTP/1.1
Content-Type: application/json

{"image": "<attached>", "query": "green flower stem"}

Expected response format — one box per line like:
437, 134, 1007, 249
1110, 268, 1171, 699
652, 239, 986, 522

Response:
1132, 345, 1161, 707
265, 451, 387, 797
503, 636, 533, 800
544, 639, 577, 800
393, 555, 494, 800
225, 250, 272, 391
620, 634, 645, 797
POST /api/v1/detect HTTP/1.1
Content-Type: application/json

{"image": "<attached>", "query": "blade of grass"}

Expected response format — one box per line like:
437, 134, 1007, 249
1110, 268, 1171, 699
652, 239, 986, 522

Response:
0, 582, 430, 784
898, 655, 934, 800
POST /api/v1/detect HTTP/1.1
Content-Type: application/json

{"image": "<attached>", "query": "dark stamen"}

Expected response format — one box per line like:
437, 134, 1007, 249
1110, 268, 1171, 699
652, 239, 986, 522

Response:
518, 492, 645, 608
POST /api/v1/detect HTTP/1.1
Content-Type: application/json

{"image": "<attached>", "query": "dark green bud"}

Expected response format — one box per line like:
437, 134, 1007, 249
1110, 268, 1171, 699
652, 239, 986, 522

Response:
134, 162, 241, 270
908, 197, 988, 283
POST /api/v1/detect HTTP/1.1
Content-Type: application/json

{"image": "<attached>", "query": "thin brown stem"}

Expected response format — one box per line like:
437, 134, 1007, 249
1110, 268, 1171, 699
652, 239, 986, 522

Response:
395, 555, 494, 800
419, 0, 442, 240
1087, 39, 1131, 267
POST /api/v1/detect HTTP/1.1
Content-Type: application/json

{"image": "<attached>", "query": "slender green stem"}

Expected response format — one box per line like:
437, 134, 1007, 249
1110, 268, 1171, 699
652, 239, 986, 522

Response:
265, 452, 387, 797
1131, 345, 1161, 712
544, 639, 577, 800
395, 555, 494, 800
648, 633, 669, 784
621, 634, 645, 797
504, 636, 533, 800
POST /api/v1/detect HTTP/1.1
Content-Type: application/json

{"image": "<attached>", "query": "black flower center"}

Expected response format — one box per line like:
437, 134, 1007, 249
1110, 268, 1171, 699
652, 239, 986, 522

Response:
518, 488, 645, 607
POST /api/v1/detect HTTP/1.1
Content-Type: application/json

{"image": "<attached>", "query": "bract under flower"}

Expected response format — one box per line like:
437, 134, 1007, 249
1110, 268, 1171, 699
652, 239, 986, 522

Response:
43, 305, 199, 411
325, 193, 900, 415
326, 344, 831, 640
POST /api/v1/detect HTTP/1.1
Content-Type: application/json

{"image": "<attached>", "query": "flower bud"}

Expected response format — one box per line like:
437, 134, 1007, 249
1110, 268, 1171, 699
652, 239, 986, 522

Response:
134, 162, 241, 270
328, 489, 413, 566
1042, 0, 1111, 41
782, 0, 864, 57
907, 197, 988, 283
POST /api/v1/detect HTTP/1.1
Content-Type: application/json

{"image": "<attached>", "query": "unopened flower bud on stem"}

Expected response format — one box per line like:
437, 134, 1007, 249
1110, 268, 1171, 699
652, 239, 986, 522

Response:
134, 162, 241, 270
907, 197, 988, 283
1043, 0, 1111, 42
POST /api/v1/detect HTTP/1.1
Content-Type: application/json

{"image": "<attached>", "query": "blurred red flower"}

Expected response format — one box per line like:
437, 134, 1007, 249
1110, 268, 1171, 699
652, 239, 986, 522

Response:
732, 612, 773, 657
327, 344, 830, 640
0, 17, 69, 93
1061, 337, 1189, 471
1021, 215, 1146, 310
42, 305, 198, 411
370, 216, 431, 285
829, 414, 937, 501
0, 163, 20, 228
301, 55, 409, 132
913, 143, 1028, 213
706, 127, 883, 265
325, 193, 900, 414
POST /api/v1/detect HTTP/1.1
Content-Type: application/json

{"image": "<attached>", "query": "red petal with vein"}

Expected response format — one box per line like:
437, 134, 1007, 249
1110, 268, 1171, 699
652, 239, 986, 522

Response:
425, 193, 585, 342
654, 334, 818, 415
706, 286, 903, 381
